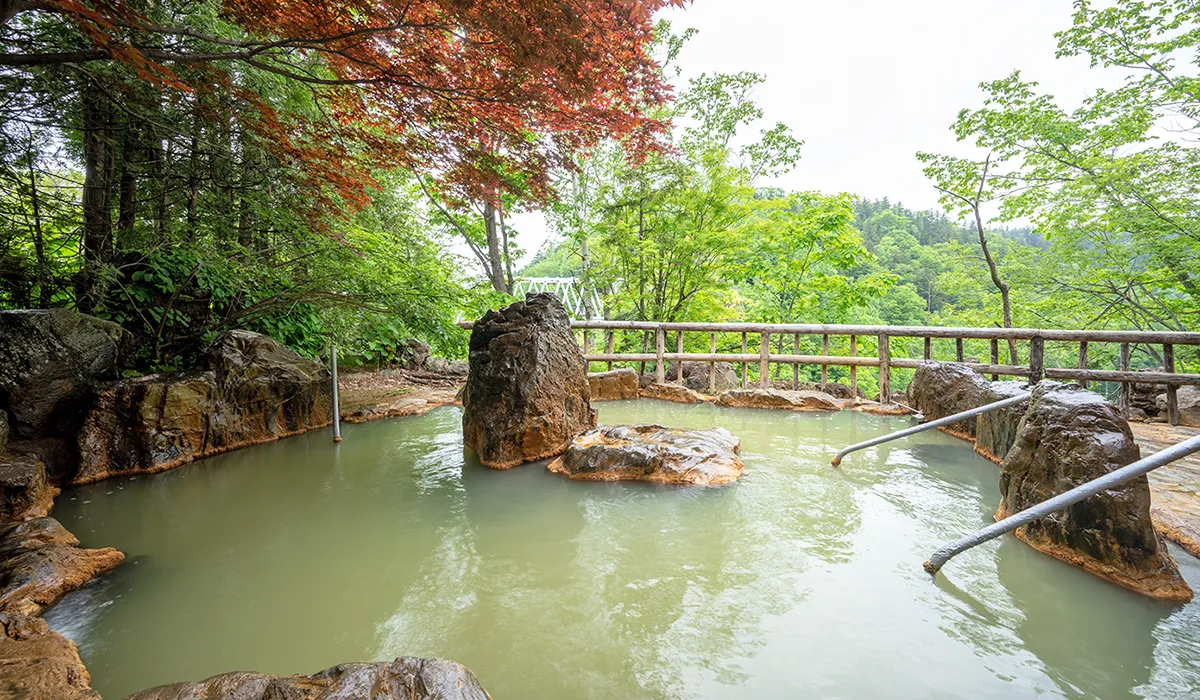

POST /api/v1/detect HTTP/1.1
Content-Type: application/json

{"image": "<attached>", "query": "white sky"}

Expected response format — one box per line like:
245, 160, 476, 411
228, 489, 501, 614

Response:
503, 0, 1105, 268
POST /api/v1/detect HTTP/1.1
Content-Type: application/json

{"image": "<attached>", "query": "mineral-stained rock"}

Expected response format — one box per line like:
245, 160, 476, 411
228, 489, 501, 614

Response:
0, 309, 126, 440
547, 424, 744, 485
589, 369, 639, 401
997, 382, 1192, 603
0, 612, 100, 699
770, 381, 863, 400
1157, 385, 1200, 427
461, 293, 595, 469
974, 381, 1031, 464
7, 437, 79, 484
640, 382, 711, 404
0, 411, 7, 453
852, 401, 916, 416
906, 361, 990, 440
663, 361, 740, 393
125, 656, 491, 700
74, 330, 331, 483
0, 517, 124, 617
716, 388, 842, 412
0, 452, 56, 523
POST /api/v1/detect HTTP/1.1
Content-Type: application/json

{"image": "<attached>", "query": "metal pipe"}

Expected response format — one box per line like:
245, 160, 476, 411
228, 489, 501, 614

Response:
830, 393, 1030, 467
331, 343, 342, 444
924, 433, 1200, 574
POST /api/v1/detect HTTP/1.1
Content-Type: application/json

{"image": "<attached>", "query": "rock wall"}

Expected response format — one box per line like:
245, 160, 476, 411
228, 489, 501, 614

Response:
998, 382, 1192, 603
461, 293, 595, 469
588, 369, 639, 401
906, 361, 991, 440
75, 330, 331, 484
548, 425, 744, 485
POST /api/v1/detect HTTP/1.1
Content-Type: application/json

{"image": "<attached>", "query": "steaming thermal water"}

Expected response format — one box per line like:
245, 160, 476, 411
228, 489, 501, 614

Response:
46, 401, 1200, 699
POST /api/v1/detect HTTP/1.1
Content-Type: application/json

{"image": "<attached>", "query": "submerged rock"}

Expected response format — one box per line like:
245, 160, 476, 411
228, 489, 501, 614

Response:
125, 656, 491, 700
0, 517, 124, 617
0, 612, 99, 699
0, 309, 125, 440
0, 451, 56, 523
547, 425, 744, 485
998, 382, 1192, 603
75, 330, 332, 484
974, 381, 1030, 464
716, 388, 842, 412
461, 293, 595, 469
640, 382, 711, 404
588, 369, 639, 401
906, 361, 990, 440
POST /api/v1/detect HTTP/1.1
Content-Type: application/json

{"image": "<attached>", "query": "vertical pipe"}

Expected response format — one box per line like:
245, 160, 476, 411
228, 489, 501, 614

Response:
676, 331, 685, 384
821, 334, 829, 387
759, 332, 770, 389
878, 333, 891, 404
741, 332, 748, 389
1165, 343, 1179, 425
955, 338, 964, 363
655, 327, 666, 384
924, 337, 932, 361
331, 343, 342, 443
605, 330, 615, 372
1078, 341, 1089, 389
1119, 342, 1131, 417
1029, 336, 1045, 385
793, 333, 800, 390
990, 338, 999, 381
850, 335, 858, 396
709, 333, 717, 394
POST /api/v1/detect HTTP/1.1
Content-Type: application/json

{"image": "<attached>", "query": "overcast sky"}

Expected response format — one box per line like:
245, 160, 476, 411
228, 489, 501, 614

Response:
505, 0, 1105, 268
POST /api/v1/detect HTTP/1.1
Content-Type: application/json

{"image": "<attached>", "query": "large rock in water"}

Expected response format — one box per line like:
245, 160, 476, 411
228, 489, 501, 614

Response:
0, 517, 124, 617
461, 294, 595, 469
75, 330, 331, 484
906, 361, 990, 439
0, 309, 125, 440
640, 382, 711, 404
998, 382, 1192, 603
125, 657, 491, 700
0, 612, 100, 699
547, 425, 744, 485
974, 381, 1030, 464
716, 388, 842, 412
0, 451, 56, 523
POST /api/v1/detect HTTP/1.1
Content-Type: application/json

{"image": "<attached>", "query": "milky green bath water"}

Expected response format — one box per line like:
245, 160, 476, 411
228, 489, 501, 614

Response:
46, 401, 1200, 699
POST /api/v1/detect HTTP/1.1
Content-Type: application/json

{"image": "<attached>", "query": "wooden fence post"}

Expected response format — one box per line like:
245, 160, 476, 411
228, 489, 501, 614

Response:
850, 335, 858, 396
821, 334, 829, 387
1165, 343, 1179, 425
741, 332, 748, 389
759, 332, 770, 389
1118, 342, 1131, 417
956, 338, 964, 363
924, 337, 932, 361
655, 327, 665, 384
1029, 336, 1044, 385
676, 331, 685, 384
1078, 341, 1089, 389
582, 330, 590, 373
878, 333, 891, 404
709, 333, 717, 394
990, 338, 999, 381
793, 333, 800, 390
640, 331, 649, 377
605, 330, 615, 371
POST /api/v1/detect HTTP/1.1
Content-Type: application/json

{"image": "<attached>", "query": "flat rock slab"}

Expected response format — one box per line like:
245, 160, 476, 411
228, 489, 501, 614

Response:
716, 388, 842, 412
548, 425, 744, 486
0, 612, 99, 699
0, 518, 124, 617
851, 401, 916, 416
126, 657, 490, 700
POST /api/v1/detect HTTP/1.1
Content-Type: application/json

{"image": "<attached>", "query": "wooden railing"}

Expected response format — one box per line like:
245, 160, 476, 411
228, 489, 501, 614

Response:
458, 320, 1200, 425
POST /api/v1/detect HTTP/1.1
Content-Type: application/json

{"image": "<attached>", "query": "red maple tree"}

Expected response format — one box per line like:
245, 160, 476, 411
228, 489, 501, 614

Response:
2, 0, 687, 214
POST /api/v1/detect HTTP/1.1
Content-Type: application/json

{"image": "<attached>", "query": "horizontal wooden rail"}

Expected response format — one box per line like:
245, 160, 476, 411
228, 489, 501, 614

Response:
456, 318, 1200, 424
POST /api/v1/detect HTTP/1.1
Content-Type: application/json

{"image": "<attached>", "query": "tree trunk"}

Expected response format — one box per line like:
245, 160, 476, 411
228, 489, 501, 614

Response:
116, 120, 138, 247
483, 200, 508, 294
24, 132, 51, 307
78, 80, 114, 314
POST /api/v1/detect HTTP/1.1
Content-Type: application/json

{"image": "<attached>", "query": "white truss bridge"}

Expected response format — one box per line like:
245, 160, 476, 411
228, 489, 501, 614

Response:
513, 277, 603, 319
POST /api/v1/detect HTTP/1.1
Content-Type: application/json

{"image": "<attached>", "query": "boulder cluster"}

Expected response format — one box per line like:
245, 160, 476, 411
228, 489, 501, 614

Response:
907, 360, 1192, 603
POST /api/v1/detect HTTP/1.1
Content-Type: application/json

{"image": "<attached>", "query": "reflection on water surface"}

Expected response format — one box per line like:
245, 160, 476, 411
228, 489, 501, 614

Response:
46, 401, 1200, 699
